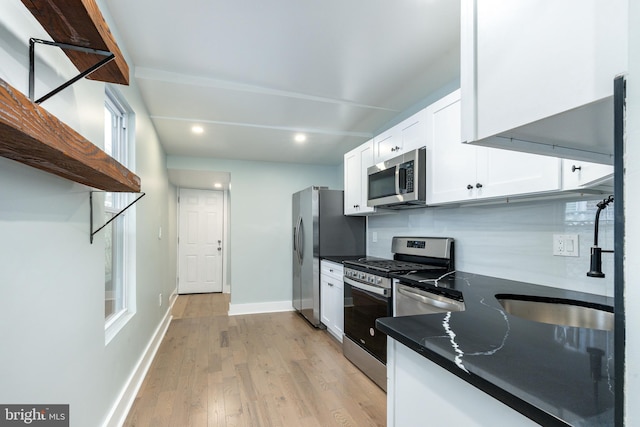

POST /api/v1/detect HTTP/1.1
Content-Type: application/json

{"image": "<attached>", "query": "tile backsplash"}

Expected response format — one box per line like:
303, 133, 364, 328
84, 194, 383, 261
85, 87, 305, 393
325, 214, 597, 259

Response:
367, 197, 614, 297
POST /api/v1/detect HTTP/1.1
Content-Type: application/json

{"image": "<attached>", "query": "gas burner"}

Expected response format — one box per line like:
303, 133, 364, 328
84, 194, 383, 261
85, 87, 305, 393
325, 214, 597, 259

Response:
346, 259, 448, 274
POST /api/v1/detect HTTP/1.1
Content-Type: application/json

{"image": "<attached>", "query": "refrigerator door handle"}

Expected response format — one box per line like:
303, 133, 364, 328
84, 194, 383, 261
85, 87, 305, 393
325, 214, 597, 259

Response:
298, 217, 304, 261
294, 216, 303, 264
293, 225, 297, 253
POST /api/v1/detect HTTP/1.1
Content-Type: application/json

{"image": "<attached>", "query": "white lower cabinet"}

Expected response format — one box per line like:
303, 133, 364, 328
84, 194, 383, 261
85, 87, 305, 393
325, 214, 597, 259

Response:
387, 338, 538, 427
320, 260, 344, 342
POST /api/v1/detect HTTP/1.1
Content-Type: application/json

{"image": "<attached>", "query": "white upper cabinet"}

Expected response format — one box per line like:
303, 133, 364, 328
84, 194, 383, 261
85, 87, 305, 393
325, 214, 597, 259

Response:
344, 139, 376, 215
461, 0, 628, 164
562, 159, 614, 191
427, 90, 561, 205
427, 91, 477, 204
477, 147, 561, 199
373, 128, 398, 164
373, 110, 427, 163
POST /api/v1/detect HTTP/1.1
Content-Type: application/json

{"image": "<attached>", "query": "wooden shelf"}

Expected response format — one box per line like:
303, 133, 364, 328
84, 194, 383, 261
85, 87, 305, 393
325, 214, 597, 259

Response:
0, 78, 140, 192
21, 0, 129, 85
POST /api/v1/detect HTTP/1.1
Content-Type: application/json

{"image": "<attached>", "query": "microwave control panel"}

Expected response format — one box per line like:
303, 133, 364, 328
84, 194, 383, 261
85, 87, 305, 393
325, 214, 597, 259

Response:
400, 161, 414, 193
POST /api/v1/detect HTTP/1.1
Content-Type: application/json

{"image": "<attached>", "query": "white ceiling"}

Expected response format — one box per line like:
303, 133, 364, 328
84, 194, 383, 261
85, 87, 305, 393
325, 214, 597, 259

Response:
103, 0, 460, 172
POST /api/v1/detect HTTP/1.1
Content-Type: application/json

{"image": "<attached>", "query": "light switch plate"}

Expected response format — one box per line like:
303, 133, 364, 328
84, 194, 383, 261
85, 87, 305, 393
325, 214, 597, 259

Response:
553, 234, 579, 257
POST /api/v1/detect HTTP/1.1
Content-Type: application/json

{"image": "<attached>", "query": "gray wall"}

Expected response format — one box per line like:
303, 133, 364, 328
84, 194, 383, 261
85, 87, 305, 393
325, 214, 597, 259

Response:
0, 1, 175, 425
167, 156, 341, 307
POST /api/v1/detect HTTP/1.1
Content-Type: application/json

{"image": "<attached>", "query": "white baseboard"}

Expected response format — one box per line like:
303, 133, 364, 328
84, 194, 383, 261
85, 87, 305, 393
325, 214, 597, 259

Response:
102, 298, 175, 427
169, 288, 178, 306
228, 300, 294, 316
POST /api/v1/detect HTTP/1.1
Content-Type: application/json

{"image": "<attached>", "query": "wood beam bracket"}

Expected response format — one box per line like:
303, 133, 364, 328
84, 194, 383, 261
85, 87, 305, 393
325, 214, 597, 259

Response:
28, 38, 115, 104
90, 191, 146, 244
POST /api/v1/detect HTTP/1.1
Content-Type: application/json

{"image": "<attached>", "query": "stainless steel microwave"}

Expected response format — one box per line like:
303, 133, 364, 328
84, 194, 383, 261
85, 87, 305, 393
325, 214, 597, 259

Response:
367, 147, 426, 209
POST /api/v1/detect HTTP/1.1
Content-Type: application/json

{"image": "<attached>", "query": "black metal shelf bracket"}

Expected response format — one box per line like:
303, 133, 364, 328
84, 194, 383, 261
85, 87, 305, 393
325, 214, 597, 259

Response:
90, 191, 145, 244
28, 37, 115, 104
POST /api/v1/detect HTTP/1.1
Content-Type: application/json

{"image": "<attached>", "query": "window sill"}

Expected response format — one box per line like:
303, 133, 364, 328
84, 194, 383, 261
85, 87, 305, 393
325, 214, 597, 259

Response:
105, 309, 135, 345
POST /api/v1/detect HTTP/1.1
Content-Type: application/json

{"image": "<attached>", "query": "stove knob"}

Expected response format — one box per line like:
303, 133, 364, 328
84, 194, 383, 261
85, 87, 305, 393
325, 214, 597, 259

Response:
377, 277, 382, 285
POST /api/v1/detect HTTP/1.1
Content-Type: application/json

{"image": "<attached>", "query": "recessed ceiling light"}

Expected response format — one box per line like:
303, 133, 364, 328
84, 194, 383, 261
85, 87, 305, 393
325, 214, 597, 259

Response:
214, 183, 222, 188
294, 133, 307, 143
192, 125, 204, 134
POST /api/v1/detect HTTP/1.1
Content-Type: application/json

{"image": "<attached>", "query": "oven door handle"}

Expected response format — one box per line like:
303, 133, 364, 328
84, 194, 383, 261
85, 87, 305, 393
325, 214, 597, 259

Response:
344, 277, 389, 297
397, 285, 464, 312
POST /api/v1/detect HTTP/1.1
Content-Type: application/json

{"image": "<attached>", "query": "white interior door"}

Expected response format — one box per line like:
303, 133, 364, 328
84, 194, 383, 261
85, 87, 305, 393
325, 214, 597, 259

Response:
178, 189, 224, 294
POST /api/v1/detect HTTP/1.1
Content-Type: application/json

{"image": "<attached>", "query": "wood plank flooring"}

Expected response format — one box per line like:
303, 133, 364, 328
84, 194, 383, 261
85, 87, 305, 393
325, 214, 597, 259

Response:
124, 293, 386, 427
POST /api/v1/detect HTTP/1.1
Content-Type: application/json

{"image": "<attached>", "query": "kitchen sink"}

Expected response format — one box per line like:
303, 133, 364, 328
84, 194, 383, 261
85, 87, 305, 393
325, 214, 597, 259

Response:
495, 294, 614, 331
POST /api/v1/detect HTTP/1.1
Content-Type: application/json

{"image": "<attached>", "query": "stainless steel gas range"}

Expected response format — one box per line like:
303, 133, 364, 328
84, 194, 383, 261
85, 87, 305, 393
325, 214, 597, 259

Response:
342, 236, 455, 391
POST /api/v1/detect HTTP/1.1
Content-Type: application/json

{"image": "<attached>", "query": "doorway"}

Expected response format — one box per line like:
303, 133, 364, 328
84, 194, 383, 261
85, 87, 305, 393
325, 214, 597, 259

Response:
178, 188, 225, 294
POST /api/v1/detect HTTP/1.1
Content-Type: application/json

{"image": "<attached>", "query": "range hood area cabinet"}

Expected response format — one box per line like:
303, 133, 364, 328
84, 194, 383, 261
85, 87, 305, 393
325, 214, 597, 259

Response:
344, 109, 429, 216
373, 109, 427, 164
460, 0, 628, 165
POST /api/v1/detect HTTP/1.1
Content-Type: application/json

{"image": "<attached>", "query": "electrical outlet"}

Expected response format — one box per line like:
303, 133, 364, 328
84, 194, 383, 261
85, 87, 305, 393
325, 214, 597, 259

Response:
553, 234, 579, 257
372, 231, 378, 243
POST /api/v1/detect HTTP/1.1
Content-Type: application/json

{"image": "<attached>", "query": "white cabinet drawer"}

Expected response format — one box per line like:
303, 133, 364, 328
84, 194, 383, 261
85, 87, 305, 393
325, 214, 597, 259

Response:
321, 260, 343, 280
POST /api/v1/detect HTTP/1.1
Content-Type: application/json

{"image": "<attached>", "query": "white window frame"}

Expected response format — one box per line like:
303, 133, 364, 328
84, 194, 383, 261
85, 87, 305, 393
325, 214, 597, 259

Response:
104, 86, 137, 344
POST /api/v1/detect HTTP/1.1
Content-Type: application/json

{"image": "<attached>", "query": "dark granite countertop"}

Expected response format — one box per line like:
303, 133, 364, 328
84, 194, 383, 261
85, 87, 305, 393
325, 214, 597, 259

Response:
376, 271, 615, 427
321, 255, 367, 264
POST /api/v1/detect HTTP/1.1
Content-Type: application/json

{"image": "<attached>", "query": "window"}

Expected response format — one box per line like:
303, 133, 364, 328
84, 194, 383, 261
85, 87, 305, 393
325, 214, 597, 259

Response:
104, 87, 136, 337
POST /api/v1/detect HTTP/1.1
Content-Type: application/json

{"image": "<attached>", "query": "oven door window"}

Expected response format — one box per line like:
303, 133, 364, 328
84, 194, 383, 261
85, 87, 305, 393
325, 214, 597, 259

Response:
344, 283, 391, 364
368, 167, 397, 200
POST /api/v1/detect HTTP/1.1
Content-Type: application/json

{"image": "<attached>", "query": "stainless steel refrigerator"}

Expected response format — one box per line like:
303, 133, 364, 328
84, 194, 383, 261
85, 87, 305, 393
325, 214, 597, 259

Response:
292, 186, 366, 327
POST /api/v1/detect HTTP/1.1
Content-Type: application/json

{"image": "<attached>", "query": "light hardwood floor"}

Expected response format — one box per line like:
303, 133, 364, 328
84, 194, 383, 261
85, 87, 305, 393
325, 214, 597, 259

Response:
123, 293, 386, 427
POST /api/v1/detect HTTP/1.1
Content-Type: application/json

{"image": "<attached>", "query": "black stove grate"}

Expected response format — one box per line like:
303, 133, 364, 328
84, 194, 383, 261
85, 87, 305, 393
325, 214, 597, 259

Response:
344, 259, 448, 274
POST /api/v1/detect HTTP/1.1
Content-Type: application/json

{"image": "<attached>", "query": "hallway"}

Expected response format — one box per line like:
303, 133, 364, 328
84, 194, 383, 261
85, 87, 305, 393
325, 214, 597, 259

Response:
124, 294, 386, 426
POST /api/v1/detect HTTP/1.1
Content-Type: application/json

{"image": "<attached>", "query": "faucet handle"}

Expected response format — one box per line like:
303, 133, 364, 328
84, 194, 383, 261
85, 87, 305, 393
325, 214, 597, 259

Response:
587, 247, 606, 278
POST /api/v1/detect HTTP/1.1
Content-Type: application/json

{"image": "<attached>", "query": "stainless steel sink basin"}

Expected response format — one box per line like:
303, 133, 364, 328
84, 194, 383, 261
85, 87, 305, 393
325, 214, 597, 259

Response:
495, 294, 614, 331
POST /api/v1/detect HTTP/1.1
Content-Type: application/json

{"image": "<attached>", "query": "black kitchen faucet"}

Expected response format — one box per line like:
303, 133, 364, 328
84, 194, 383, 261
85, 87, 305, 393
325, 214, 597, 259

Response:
587, 195, 614, 278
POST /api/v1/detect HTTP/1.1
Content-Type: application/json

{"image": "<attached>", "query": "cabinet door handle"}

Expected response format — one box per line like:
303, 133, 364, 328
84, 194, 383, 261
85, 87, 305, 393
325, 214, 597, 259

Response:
466, 184, 473, 190
328, 282, 334, 287
476, 183, 483, 189
572, 165, 582, 172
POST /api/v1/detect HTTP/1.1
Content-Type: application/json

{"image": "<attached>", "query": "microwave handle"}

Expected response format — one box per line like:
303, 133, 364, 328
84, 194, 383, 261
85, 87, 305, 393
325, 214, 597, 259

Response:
397, 166, 407, 193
